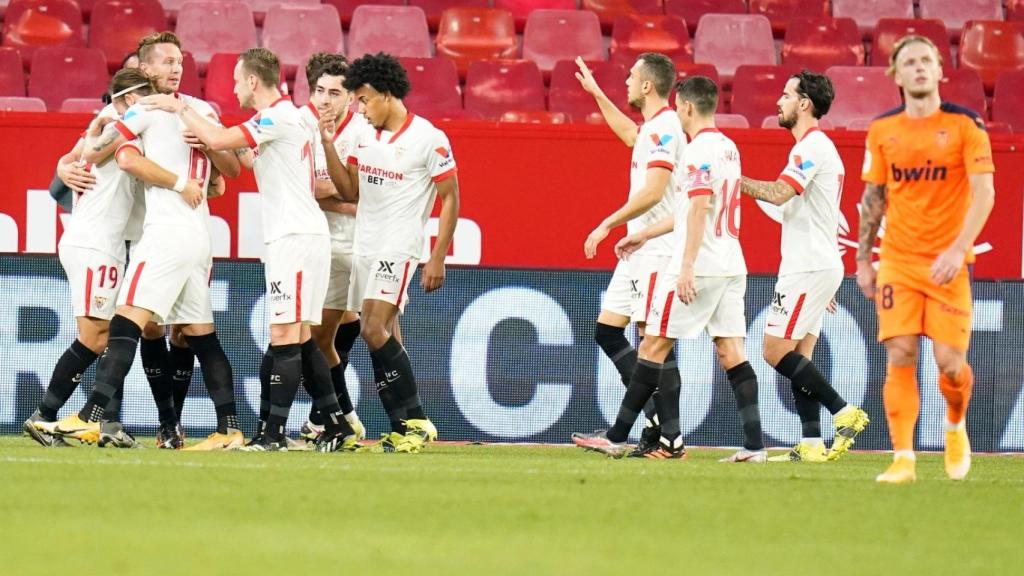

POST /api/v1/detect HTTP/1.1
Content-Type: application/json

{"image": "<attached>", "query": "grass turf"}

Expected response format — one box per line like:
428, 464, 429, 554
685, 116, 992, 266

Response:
1, 436, 1022, 575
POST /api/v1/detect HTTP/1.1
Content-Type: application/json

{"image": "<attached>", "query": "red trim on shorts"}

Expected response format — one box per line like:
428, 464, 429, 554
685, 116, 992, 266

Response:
84, 267, 93, 317
660, 291, 675, 337
780, 173, 804, 195
397, 261, 411, 303
295, 271, 303, 323
784, 293, 807, 339
644, 272, 658, 324
126, 261, 145, 306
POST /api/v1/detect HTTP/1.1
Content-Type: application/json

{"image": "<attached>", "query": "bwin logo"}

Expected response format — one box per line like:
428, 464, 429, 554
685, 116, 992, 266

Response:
892, 161, 948, 182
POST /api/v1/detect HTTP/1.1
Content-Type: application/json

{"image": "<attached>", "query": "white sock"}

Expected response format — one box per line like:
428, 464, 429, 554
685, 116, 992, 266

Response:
803, 437, 824, 447
836, 404, 855, 417
945, 420, 965, 432
894, 450, 916, 462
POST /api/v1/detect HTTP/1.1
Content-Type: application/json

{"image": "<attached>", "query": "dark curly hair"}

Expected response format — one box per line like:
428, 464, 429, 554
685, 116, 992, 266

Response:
305, 52, 348, 90
342, 52, 410, 99
792, 69, 835, 119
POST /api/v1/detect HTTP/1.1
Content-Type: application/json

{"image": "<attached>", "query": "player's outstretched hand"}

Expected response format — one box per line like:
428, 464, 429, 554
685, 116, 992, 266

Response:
584, 224, 609, 259
931, 246, 966, 285
855, 260, 877, 299
676, 265, 697, 305
58, 160, 96, 194
181, 179, 204, 209
183, 129, 208, 151
140, 93, 184, 113
574, 56, 601, 96
318, 113, 336, 142
614, 233, 646, 261
421, 259, 445, 293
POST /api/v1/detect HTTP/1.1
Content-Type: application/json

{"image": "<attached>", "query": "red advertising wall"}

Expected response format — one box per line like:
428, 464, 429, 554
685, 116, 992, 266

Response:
2, 112, 1023, 278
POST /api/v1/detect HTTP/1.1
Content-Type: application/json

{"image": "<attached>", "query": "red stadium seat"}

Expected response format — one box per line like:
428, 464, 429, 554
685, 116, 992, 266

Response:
242, 0, 321, 25
664, 0, 745, 36
714, 113, 749, 128
939, 68, 987, 116
782, 17, 864, 71
204, 52, 243, 116
610, 15, 692, 68
175, 1, 257, 70
0, 48, 25, 95
60, 97, 105, 113
323, 0, 406, 29
991, 69, 1024, 131
845, 117, 872, 131
959, 21, 1024, 92
179, 51, 202, 98
985, 121, 1012, 133
262, 4, 344, 78
748, 0, 829, 36
400, 56, 463, 118
0, 95, 47, 110
500, 110, 568, 124
919, 0, 1003, 40
290, 55, 312, 105
347, 5, 431, 60
494, 0, 576, 32
871, 19, 953, 68
831, 0, 913, 38
28, 46, 108, 110
2, 0, 85, 63
730, 64, 801, 126
410, 0, 490, 31
825, 66, 902, 128
1010, 0, 1024, 22
88, 0, 166, 71
523, 10, 605, 75
464, 59, 546, 120
694, 14, 776, 82
582, 0, 664, 33
668, 63, 724, 112
548, 59, 629, 120
435, 8, 518, 79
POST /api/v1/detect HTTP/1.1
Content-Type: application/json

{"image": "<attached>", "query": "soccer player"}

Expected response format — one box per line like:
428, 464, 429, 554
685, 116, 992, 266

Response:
23, 70, 156, 447
572, 77, 766, 461
858, 36, 995, 484
319, 52, 459, 453
144, 48, 359, 452
738, 70, 870, 462
574, 53, 683, 449
294, 53, 367, 444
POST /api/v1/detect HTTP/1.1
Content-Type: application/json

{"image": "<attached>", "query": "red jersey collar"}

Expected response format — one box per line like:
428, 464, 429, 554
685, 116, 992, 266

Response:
799, 126, 821, 142
693, 127, 720, 138
376, 112, 415, 144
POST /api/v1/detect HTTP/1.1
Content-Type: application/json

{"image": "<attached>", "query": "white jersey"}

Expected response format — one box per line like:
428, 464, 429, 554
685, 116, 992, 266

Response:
776, 128, 845, 275
240, 97, 329, 243
60, 106, 140, 262
671, 128, 746, 277
629, 107, 685, 257
347, 114, 457, 259
298, 103, 369, 252
116, 104, 214, 235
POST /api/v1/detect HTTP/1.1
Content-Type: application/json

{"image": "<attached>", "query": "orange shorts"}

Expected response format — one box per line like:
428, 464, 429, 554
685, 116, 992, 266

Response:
875, 260, 972, 350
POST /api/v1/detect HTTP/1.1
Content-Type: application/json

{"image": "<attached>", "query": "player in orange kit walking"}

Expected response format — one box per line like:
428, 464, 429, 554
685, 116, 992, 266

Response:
857, 35, 996, 483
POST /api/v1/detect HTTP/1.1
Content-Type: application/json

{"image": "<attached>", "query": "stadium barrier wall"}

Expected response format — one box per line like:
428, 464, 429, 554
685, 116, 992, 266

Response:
2, 255, 1022, 452
2, 114, 1024, 278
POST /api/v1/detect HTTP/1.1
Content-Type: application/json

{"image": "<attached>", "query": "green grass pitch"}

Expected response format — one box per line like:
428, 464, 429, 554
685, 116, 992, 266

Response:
1, 436, 1022, 575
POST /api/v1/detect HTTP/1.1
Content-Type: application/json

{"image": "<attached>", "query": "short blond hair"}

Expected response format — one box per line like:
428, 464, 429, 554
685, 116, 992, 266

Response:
888, 35, 943, 76
137, 31, 182, 64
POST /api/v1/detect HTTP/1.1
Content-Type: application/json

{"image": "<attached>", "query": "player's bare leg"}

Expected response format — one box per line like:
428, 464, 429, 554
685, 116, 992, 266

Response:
877, 335, 920, 482
933, 341, 973, 480
715, 337, 766, 463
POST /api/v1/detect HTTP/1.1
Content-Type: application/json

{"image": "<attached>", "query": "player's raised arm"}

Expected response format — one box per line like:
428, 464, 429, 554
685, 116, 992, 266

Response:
319, 113, 358, 202
584, 166, 671, 258
575, 56, 638, 147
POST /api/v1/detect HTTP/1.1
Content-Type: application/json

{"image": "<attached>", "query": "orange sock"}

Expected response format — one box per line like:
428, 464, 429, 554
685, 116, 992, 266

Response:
883, 363, 919, 452
939, 362, 974, 426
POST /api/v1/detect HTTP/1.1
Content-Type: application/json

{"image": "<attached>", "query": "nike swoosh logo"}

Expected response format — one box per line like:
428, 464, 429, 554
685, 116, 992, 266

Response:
381, 290, 396, 295
767, 323, 781, 327
358, 144, 368, 148
274, 311, 286, 316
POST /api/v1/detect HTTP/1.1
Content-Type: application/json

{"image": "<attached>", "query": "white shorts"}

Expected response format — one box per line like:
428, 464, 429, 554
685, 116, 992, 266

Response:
645, 274, 747, 340
348, 254, 415, 313
59, 245, 124, 321
601, 254, 671, 323
323, 243, 353, 311
765, 268, 843, 340
117, 228, 213, 325
265, 234, 330, 325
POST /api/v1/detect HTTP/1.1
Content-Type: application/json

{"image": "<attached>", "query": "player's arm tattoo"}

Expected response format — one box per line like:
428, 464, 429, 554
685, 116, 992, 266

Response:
739, 176, 796, 206
857, 183, 887, 262
90, 124, 119, 153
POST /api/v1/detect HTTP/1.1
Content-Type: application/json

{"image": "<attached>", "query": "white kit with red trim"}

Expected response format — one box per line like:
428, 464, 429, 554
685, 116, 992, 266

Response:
628, 106, 685, 257
775, 126, 845, 276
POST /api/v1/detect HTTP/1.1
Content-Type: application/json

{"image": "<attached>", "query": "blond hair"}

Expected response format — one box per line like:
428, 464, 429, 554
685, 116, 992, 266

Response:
888, 35, 943, 76
138, 31, 182, 64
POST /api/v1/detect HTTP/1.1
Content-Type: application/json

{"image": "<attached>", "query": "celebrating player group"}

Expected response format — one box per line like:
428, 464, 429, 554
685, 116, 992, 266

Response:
571, 34, 993, 483
23, 31, 460, 454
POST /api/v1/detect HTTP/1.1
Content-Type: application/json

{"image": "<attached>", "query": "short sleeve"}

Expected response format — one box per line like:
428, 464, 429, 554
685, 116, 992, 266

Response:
861, 122, 888, 185
239, 108, 282, 149
962, 117, 995, 175
115, 137, 144, 158
427, 130, 457, 183
115, 105, 151, 140
682, 148, 714, 198
778, 138, 821, 195
644, 130, 678, 172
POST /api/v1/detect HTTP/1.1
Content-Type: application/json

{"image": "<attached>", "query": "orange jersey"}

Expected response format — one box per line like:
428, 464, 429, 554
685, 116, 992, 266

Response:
862, 102, 995, 265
